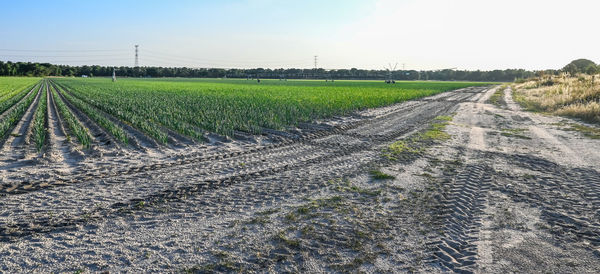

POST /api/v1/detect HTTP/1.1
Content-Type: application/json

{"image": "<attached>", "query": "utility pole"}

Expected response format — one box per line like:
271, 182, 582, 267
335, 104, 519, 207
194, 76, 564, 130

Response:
134, 45, 139, 67
112, 67, 116, 82
314, 55, 318, 70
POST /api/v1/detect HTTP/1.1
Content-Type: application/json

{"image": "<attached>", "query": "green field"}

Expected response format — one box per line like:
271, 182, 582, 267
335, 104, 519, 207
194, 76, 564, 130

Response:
0, 77, 490, 146
51, 78, 490, 143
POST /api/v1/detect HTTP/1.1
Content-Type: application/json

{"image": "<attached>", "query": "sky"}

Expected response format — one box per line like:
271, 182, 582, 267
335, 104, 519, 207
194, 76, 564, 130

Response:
1, 0, 599, 71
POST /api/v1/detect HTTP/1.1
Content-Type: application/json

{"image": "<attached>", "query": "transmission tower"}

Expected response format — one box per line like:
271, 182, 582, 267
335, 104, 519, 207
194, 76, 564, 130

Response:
134, 45, 139, 67
384, 62, 398, 83
314, 55, 318, 69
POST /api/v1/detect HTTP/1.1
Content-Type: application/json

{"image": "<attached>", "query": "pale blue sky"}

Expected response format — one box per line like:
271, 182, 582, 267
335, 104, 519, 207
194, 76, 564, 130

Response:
1, 0, 599, 70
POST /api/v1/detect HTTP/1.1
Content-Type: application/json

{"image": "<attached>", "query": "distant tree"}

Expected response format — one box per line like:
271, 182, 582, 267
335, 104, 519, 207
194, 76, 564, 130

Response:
563, 63, 579, 76
0, 60, 570, 81
563, 59, 596, 75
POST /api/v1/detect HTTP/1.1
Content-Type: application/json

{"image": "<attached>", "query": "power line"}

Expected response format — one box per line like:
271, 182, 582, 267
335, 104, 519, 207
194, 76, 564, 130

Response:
0, 48, 129, 52
0, 46, 317, 68
0, 54, 130, 58
142, 52, 312, 68
143, 55, 312, 68
143, 49, 309, 64
36, 58, 132, 63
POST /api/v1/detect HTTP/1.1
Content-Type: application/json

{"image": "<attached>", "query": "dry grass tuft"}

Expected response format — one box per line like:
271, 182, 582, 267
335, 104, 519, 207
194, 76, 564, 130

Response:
514, 74, 600, 123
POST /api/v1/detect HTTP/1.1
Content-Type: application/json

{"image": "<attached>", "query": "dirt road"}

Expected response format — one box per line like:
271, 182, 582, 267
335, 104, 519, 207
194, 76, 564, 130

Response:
0, 86, 598, 273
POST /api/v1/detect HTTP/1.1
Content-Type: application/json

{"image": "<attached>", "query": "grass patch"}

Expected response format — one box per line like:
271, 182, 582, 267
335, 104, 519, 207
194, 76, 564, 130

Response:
500, 132, 531, 139
501, 128, 528, 134
500, 128, 531, 139
384, 115, 454, 160
297, 206, 311, 215
563, 123, 600, 139
434, 115, 453, 121
257, 208, 280, 215
276, 231, 300, 248
419, 122, 451, 141
134, 201, 146, 209
328, 179, 381, 196
387, 140, 421, 156
488, 85, 507, 107
370, 169, 395, 180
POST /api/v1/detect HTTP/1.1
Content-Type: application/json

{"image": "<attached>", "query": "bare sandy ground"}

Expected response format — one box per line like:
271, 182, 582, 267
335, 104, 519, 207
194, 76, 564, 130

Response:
0, 85, 599, 273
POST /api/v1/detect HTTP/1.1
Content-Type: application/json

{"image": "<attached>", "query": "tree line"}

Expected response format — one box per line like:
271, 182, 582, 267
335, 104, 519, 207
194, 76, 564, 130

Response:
0, 59, 595, 82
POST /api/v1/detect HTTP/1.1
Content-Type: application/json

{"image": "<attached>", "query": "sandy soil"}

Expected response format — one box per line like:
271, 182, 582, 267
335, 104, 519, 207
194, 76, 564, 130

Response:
0, 85, 599, 273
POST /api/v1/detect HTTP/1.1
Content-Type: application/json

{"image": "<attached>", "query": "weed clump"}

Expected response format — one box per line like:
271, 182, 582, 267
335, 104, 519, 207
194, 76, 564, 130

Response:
488, 85, 507, 107
370, 169, 395, 180
384, 115, 453, 161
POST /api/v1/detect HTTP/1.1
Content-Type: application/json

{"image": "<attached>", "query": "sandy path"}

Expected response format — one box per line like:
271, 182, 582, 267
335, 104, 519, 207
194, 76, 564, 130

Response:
507, 87, 600, 168
435, 86, 600, 273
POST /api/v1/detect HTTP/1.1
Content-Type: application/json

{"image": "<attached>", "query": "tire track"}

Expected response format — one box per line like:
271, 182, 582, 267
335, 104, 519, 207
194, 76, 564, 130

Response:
496, 153, 600, 248
428, 163, 492, 273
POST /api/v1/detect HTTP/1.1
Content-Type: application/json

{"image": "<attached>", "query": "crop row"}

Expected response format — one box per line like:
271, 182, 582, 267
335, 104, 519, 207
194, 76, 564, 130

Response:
50, 84, 92, 148
31, 81, 48, 151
